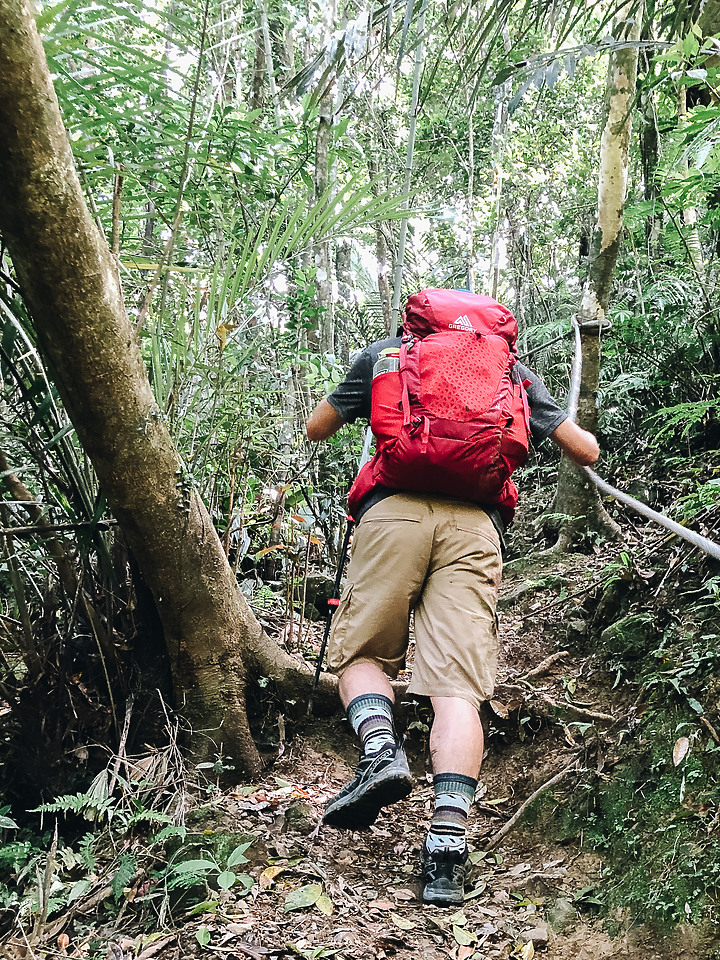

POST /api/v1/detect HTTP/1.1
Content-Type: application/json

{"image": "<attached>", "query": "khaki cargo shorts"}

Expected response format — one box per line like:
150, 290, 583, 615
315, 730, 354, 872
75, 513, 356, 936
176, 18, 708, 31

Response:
327, 493, 502, 710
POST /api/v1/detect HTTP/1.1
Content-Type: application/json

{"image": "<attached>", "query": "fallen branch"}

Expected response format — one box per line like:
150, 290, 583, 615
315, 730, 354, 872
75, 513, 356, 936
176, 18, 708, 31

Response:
484, 760, 582, 850
537, 693, 614, 724
518, 650, 569, 680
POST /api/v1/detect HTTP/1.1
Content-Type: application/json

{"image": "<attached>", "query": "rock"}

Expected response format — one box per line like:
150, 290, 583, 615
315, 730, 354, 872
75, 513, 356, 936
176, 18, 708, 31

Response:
546, 896, 577, 932
284, 800, 317, 834
600, 613, 654, 657
302, 574, 336, 620
521, 922, 551, 946
566, 619, 588, 643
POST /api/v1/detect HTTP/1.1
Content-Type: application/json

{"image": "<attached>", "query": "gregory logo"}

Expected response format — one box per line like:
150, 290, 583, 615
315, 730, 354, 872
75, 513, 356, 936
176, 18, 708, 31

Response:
449, 315, 474, 331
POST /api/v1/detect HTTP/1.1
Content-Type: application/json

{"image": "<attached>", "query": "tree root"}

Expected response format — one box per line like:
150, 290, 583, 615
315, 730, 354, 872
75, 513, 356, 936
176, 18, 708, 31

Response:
485, 759, 582, 850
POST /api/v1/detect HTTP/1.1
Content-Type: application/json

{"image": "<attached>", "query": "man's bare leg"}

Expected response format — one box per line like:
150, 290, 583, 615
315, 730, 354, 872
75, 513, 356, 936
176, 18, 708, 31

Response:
430, 696, 484, 778
422, 696, 483, 906
338, 660, 394, 709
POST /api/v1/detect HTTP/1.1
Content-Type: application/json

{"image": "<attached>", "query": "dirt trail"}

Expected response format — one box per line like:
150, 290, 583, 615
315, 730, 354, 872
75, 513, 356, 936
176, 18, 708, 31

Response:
161, 545, 700, 960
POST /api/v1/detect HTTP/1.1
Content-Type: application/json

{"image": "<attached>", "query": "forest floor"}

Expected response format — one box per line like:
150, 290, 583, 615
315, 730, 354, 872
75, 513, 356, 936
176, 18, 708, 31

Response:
4, 513, 713, 960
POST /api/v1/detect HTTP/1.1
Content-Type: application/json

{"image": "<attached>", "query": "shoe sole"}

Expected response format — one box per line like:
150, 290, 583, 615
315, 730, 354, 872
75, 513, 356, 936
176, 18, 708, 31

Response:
323, 766, 412, 830
422, 885, 464, 906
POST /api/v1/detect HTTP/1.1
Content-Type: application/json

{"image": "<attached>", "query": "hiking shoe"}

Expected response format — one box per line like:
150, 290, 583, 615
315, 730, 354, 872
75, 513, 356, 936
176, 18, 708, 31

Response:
421, 844, 468, 906
323, 743, 412, 829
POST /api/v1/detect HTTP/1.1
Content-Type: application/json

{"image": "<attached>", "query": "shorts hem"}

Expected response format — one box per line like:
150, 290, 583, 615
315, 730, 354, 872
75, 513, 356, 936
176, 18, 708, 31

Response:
405, 684, 492, 713
334, 655, 401, 681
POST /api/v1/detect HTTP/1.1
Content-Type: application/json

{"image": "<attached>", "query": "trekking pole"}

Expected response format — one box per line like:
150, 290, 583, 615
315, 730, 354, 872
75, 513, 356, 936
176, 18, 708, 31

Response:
307, 513, 354, 714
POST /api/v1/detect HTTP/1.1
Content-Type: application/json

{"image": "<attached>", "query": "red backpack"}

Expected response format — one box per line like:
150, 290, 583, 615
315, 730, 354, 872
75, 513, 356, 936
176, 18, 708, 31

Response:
347, 288, 530, 525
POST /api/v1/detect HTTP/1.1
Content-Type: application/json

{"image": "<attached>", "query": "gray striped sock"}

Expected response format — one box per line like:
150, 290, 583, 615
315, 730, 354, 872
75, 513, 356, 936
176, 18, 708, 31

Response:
347, 693, 396, 756
426, 773, 476, 853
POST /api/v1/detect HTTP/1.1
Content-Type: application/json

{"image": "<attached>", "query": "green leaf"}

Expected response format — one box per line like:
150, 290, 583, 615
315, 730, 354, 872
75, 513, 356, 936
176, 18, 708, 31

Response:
188, 899, 219, 916
464, 881, 488, 901
196, 926, 211, 946
453, 924, 476, 946
216, 870, 236, 890
0, 816, 18, 829
172, 858, 217, 874
284, 882, 323, 912
227, 842, 252, 867
111, 853, 136, 901
68, 878, 92, 902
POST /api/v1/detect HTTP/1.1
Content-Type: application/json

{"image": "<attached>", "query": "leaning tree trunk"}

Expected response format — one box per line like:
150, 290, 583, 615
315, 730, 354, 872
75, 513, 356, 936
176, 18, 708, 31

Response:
553, 4, 642, 548
0, 0, 334, 776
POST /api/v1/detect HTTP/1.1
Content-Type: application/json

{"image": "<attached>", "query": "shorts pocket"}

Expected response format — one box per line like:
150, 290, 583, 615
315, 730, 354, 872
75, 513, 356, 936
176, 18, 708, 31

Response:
361, 502, 423, 524
456, 526, 501, 553
327, 581, 354, 669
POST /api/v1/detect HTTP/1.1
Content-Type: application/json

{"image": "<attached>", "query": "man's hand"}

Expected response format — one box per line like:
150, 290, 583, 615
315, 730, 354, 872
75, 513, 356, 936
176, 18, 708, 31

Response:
306, 399, 346, 441
550, 419, 600, 466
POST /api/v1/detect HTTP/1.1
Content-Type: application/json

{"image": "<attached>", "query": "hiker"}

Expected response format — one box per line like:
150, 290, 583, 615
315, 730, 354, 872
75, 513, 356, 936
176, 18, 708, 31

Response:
305, 289, 599, 906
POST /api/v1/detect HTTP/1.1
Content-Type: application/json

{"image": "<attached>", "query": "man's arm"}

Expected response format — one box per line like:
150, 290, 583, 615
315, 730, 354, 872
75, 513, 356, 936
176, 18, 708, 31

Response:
549, 419, 600, 466
306, 399, 347, 441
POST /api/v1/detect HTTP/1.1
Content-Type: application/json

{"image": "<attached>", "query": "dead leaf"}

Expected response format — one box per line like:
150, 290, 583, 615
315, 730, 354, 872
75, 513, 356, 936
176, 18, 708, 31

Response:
390, 912, 417, 930
673, 736, 691, 766
512, 941, 535, 960
260, 865, 287, 889
230, 943, 273, 959
315, 893, 334, 916
283, 882, 322, 912
452, 924, 475, 946
509, 863, 532, 876
392, 889, 415, 901
489, 699, 509, 719
369, 899, 394, 910
57, 934, 70, 955
457, 948, 475, 960
136, 937, 175, 960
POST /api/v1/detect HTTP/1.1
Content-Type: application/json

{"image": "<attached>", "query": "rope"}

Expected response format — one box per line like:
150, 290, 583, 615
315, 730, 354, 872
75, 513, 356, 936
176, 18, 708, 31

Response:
567, 315, 720, 562
583, 466, 720, 561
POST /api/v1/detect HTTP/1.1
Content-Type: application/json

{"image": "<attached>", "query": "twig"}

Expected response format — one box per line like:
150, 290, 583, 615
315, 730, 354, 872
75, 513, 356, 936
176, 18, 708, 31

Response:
111, 170, 123, 258
34, 820, 59, 940
108, 694, 134, 795
295, 534, 312, 648
485, 761, 582, 850
0, 519, 116, 537
700, 716, 720, 744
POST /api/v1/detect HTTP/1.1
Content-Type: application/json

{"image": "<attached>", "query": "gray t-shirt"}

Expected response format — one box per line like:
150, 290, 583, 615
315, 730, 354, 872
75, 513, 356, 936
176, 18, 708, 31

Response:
327, 335, 567, 529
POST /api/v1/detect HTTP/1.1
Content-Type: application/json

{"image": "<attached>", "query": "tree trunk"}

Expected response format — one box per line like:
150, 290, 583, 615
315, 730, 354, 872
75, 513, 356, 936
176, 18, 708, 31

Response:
553, 4, 642, 547
0, 0, 335, 775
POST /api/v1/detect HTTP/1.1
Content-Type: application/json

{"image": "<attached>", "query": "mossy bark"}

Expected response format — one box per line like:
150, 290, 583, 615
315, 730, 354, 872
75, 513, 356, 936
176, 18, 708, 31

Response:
0, 0, 335, 774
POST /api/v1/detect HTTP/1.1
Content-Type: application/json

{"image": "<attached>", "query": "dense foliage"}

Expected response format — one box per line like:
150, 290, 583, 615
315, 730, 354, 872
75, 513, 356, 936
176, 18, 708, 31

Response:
0, 0, 719, 951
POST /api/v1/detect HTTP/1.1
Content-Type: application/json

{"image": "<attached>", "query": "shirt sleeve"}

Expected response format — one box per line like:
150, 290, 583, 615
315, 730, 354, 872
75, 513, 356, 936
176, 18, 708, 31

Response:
516, 361, 568, 444
326, 347, 373, 423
